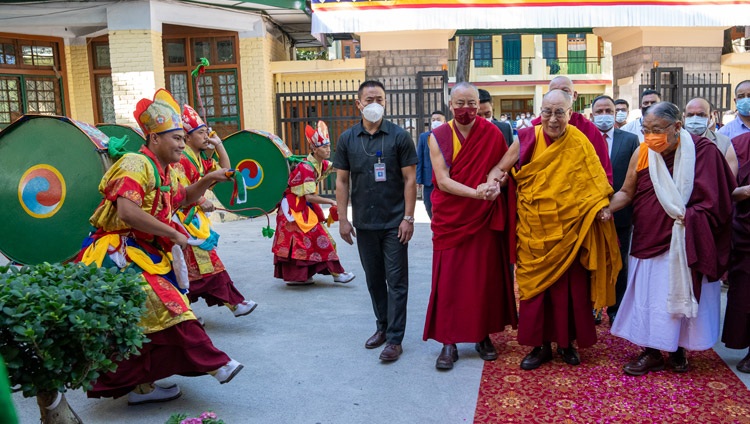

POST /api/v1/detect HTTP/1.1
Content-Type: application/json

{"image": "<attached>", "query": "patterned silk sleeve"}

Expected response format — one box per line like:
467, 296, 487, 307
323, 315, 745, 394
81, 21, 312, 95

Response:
100, 154, 150, 206
206, 156, 221, 174
319, 160, 334, 181
89, 154, 154, 231
289, 162, 318, 197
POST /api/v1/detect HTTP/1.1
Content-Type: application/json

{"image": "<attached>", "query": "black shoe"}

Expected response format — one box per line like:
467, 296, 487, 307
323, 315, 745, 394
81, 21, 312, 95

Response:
557, 346, 581, 366
738, 351, 750, 374
520, 344, 553, 371
435, 344, 458, 370
667, 347, 689, 373
608, 313, 616, 327
475, 336, 498, 361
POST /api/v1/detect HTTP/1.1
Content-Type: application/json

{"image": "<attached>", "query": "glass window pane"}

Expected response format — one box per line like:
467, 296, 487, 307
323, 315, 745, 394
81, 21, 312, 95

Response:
25, 77, 62, 115
168, 73, 189, 107
97, 75, 115, 123
0, 43, 16, 65
20, 45, 55, 67
197, 75, 214, 116
94, 44, 110, 69
217, 39, 234, 64
165, 41, 186, 66
193, 40, 211, 64
21, 46, 33, 65
0, 77, 22, 126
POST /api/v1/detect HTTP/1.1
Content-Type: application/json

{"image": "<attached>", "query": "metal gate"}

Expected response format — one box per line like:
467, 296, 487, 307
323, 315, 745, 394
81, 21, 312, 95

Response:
639, 67, 732, 115
275, 71, 449, 194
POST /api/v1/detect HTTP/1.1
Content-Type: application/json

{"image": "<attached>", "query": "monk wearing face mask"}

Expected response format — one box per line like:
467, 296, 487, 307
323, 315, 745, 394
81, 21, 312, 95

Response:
609, 102, 736, 376
423, 82, 517, 371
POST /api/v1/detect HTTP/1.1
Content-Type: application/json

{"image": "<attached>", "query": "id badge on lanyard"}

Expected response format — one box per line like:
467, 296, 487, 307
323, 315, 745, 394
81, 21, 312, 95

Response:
374, 151, 386, 182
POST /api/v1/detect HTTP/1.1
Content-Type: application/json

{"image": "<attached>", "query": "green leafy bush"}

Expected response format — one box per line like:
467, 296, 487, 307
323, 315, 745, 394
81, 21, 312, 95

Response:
0, 262, 148, 397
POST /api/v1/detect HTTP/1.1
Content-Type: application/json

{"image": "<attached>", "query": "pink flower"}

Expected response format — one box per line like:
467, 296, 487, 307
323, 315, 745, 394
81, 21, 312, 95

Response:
200, 412, 217, 420
180, 418, 203, 424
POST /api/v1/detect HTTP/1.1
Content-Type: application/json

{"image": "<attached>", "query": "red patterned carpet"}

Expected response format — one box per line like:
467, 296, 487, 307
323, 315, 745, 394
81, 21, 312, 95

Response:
474, 323, 750, 423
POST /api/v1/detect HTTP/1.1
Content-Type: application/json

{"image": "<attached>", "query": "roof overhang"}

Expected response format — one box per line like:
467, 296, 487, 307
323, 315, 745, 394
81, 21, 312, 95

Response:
184, 0, 321, 47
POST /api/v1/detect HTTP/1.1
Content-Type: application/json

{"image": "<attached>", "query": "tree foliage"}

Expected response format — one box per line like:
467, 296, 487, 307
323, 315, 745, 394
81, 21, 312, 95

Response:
0, 263, 147, 398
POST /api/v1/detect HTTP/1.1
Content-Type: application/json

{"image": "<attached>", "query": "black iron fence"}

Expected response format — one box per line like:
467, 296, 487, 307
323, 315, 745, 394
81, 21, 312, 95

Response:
275, 71, 449, 195
639, 68, 732, 114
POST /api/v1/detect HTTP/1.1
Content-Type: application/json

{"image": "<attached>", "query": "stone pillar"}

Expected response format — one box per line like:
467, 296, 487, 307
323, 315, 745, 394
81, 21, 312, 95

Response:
239, 23, 291, 133
63, 38, 95, 123
108, 29, 165, 126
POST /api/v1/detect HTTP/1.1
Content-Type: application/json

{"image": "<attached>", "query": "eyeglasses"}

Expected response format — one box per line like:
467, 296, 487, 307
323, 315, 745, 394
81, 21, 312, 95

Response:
641, 123, 674, 135
540, 108, 570, 119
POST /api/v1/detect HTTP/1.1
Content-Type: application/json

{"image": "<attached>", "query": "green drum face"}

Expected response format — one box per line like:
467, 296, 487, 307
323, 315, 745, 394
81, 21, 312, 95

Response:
96, 124, 145, 153
213, 129, 291, 218
0, 116, 110, 264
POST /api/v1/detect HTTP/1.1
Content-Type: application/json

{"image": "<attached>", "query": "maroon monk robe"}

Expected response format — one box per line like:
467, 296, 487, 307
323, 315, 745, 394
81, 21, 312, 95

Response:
531, 112, 613, 184
723, 133, 750, 349
88, 320, 230, 398
423, 118, 517, 344
630, 135, 735, 302
514, 126, 601, 349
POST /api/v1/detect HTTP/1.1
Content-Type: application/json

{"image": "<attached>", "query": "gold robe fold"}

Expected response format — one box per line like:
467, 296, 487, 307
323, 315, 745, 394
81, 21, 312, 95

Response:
513, 125, 622, 309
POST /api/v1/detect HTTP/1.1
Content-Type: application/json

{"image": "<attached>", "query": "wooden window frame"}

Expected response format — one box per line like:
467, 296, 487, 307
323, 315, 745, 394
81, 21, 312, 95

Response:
88, 36, 114, 124
0, 32, 68, 127
162, 25, 243, 134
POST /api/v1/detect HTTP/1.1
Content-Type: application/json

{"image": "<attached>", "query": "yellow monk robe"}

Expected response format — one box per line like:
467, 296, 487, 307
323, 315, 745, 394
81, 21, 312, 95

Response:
513, 125, 622, 310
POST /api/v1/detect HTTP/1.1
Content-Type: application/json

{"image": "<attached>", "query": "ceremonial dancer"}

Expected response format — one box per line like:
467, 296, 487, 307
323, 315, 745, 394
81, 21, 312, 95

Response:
77, 89, 243, 404
174, 105, 257, 318
272, 121, 355, 285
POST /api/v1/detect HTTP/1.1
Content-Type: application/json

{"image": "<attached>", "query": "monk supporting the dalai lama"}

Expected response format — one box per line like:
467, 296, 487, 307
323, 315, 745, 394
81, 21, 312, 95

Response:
422, 82, 517, 371
493, 89, 621, 370
609, 102, 735, 375
77, 89, 243, 404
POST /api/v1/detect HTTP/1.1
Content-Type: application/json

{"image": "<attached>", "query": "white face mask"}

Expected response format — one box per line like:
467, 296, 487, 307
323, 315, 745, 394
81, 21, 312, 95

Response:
615, 111, 628, 123
684, 115, 709, 136
362, 103, 384, 123
431, 120, 443, 130
593, 114, 615, 132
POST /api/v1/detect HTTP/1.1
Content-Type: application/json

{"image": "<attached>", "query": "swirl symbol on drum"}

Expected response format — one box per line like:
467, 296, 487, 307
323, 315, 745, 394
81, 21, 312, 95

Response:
236, 159, 264, 190
18, 165, 67, 219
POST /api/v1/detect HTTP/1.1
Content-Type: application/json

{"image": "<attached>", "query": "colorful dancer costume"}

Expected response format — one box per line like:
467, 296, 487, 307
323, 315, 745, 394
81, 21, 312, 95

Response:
272, 122, 355, 285
174, 104, 257, 317
77, 89, 243, 405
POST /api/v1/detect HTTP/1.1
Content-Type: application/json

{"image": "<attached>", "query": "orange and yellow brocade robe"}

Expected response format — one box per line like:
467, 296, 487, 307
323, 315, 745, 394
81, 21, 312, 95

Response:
513, 125, 622, 310
173, 148, 226, 281
79, 146, 196, 334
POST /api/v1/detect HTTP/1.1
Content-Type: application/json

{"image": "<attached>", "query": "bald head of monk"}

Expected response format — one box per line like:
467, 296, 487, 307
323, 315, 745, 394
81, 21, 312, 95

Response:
540, 89, 573, 141
549, 76, 578, 102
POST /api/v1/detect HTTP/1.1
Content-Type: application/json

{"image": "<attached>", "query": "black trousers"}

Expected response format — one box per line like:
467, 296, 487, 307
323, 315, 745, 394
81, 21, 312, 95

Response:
608, 226, 632, 317
356, 227, 409, 345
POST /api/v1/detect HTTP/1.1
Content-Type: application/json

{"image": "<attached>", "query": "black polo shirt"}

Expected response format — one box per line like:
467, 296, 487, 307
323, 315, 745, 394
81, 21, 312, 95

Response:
334, 119, 417, 230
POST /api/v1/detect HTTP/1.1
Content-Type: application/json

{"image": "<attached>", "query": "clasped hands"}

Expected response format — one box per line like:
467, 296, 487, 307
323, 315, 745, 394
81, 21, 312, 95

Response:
476, 181, 501, 201
476, 171, 510, 201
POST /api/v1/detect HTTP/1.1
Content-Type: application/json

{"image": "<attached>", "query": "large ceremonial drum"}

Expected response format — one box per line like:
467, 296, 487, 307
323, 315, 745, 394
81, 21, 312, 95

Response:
96, 123, 145, 152
213, 129, 291, 218
0, 115, 111, 265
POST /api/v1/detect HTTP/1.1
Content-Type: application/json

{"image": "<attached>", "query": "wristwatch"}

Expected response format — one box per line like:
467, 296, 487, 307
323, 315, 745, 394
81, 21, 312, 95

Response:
403, 216, 415, 224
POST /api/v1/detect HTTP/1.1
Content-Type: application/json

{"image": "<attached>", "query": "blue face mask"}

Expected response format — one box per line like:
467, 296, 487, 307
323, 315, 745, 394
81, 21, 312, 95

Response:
593, 114, 615, 132
737, 98, 750, 117
684, 116, 709, 136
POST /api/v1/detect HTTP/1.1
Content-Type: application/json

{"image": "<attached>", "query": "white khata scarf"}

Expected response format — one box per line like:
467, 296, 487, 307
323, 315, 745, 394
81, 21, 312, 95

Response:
648, 128, 697, 318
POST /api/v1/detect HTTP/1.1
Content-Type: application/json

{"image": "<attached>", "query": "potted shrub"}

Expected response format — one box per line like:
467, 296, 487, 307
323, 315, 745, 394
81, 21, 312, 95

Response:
0, 263, 147, 424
